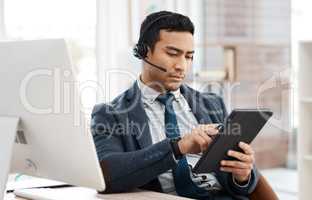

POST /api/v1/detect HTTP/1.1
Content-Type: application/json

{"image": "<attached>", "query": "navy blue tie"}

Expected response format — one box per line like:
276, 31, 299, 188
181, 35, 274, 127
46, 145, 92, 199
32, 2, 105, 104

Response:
157, 93, 211, 199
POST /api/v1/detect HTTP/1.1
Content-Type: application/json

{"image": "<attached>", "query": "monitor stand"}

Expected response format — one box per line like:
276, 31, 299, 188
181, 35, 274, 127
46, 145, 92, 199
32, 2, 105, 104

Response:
0, 116, 19, 200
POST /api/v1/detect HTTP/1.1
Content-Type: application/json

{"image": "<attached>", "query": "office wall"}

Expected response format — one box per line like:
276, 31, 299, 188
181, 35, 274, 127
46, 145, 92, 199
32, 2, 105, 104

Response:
203, 0, 291, 169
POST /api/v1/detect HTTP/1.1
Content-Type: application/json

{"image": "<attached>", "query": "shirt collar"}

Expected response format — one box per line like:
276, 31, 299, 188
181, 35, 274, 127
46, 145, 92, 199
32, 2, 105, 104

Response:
137, 76, 182, 104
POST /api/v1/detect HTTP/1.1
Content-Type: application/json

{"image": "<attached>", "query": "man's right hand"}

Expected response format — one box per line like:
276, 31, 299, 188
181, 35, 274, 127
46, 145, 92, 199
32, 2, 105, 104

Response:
178, 124, 219, 155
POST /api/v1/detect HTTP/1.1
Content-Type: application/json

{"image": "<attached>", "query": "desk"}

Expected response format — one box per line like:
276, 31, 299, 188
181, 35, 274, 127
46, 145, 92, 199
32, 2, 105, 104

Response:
5, 187, 192, 200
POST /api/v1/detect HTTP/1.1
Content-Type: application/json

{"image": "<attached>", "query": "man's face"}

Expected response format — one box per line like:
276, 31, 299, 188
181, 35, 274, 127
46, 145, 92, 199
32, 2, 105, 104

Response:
144, 30, 194, 91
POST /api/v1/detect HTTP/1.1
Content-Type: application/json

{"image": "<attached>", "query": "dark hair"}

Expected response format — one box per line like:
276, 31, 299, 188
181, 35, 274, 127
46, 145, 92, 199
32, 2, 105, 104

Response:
134, 11, 194, 59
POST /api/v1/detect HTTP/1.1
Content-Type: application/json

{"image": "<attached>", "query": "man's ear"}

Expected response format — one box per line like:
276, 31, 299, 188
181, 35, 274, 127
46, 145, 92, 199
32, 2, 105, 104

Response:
146, 46, 152, 59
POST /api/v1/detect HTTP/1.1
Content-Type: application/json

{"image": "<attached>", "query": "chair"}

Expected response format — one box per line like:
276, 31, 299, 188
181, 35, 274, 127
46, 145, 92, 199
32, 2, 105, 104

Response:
249, 174, 279, 200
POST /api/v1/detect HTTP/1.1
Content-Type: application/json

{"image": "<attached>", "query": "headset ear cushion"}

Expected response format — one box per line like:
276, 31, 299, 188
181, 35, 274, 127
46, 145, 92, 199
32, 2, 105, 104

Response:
133, 43, 141, 59
133, 43, 148, 59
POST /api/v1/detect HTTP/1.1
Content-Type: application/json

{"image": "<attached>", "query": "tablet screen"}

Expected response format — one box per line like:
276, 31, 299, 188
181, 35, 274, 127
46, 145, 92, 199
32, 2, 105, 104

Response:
193, 109, 273, 174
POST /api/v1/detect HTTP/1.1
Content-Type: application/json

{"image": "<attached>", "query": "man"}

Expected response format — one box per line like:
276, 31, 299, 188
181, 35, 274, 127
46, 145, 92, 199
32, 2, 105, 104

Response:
91, 11, 258, 199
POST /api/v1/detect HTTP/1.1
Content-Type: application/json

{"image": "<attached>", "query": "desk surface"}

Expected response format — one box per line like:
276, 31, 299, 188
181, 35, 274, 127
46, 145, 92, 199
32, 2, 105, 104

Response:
5, 187, 192, 200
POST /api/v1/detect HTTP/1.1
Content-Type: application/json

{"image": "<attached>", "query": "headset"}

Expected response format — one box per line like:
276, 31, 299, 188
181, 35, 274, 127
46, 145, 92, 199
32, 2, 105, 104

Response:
133, 14, 174, 72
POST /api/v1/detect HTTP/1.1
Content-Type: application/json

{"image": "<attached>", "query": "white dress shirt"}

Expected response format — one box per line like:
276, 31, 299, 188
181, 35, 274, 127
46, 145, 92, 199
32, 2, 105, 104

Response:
137, 78, 223, 194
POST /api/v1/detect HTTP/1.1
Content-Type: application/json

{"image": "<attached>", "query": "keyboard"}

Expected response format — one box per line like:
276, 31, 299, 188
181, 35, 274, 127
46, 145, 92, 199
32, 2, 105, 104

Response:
14, 187, 101, 200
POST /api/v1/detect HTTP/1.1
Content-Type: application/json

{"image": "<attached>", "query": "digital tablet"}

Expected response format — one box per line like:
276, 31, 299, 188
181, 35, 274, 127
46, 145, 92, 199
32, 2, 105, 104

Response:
193, 109, 273, 174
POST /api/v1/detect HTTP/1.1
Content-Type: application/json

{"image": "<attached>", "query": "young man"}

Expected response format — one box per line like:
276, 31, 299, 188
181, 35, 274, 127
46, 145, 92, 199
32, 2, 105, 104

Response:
91, 11, 258, 199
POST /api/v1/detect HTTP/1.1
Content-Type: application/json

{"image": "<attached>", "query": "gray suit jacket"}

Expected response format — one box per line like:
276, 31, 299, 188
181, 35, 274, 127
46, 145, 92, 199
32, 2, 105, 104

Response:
91, 82, 258, 199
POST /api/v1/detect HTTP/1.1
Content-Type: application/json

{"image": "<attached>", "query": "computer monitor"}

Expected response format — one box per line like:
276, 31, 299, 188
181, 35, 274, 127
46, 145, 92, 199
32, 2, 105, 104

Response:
0, 118, 19, 200
0, 39, 105, 194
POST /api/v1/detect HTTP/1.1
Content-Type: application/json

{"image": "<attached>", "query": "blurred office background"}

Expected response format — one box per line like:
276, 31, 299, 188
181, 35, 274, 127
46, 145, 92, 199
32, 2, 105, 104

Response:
2, 0, 312, 199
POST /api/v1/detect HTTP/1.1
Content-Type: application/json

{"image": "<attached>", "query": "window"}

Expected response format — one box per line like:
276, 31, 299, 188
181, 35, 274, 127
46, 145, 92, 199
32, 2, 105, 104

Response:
4, 0, 97, 114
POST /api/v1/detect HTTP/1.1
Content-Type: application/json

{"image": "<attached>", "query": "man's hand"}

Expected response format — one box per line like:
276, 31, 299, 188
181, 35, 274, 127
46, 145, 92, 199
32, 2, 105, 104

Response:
178, 124, 219, 155
220, 142, 255, 183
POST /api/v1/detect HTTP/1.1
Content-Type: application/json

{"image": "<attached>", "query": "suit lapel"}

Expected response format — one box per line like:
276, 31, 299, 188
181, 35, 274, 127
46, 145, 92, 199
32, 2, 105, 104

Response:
126, 82, 153, 149
180, 84, 212, 124
126, 83, 217, 149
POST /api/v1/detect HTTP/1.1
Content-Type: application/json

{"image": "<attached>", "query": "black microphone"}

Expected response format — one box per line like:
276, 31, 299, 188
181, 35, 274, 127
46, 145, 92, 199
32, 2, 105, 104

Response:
142, 58, 167, 72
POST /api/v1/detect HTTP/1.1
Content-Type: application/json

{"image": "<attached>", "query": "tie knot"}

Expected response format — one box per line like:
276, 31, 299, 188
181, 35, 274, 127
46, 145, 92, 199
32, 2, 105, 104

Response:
156, 92, 174, 105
